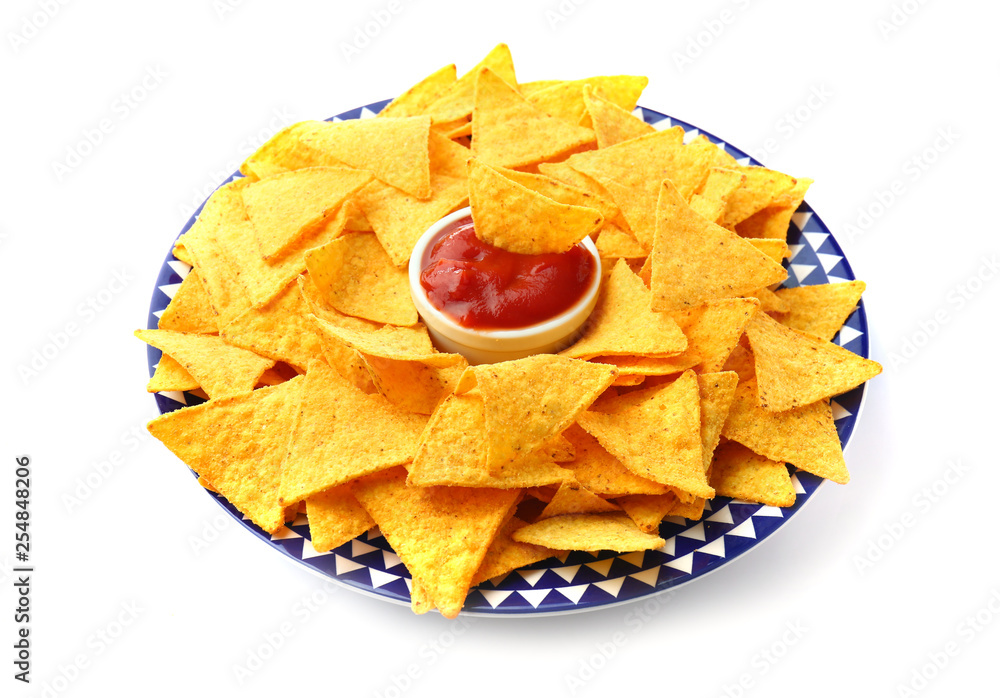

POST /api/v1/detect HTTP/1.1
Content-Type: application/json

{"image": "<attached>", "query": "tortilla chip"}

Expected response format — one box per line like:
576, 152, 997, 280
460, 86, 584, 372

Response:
146, 377, 305, 533
466, 158, 603, 254
201, 176, 360, 310
537, 481, 621, 519
407, 392, 572, 488
352, 466, 519, 618
721, 166, 797, 229
301, 117, 432, 200
560, 424, 669, 496
650, 181, 787, 311
615, 492, 679, 533
305, 485, 375, 553
688, 167, 745, 225
180, 181, 254, 325
667, 298, 760, 373
147, 353, 200, 393
313, 319, 465, 413
471, 68, 596, 169
296, 275, 378, 392
423, 43, 518, 124
595, 223, 647, 259
280, 360, 426, 505
697, 371, 739, 472
774, 281, 866, 341
512, 512, 665, 552
468, 355, 618, 473
239, 121, 349, 181
354, 131, 471, 266
172, 240, 194, 265
566, 133, 734, 246
379, 64, 458, 118
135, 329, 274, 398
489, 165, 619, 222
709, 441, 795, 507
242, 167, 372, 259
527, 75, 648, 127
561, 259, 686, 359
157, 269, 218, 334
746, 312, 882, 411
577, 370, 713, 498
583, 83, 657, 148
471, 517, 563, 585
736, 178, 813, 239
722, 378, 848, 483
220, 280, 326, 371
591, 353, 701, 377
747, 238, 790, 265
305, 232, 417, 325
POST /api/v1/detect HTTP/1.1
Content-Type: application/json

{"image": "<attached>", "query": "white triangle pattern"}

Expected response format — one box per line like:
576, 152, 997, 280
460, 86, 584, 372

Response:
790, 264, 817, 283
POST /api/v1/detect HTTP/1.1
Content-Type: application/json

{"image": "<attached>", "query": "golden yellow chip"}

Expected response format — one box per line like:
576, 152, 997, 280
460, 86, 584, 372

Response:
407, 392, 572, 489
746, 312, 882, 411
668, 298, 760, 373
180, 182, 254, 325
305, 117, 433, 200
354, 131, 471, 267
471, 517, 563, 586
314, 319, 466, 414
591, 353, 701, 377
467, 158, 603, 255
305, 485, 375, 553
468, 355, 618, 473
582, 83, 657, 148
615, 492, 679, 533
697, 371, 739, 472
157, 269, 218, 334
239, 121, 348, 181
280, 360, 426, 505
747, 238, 790, 265
721, 166, 797, 229
135, 329, 274, 398
577, 370, 713, 498
511, 512, 665, 552
562, 259, 686, 360
595, 223, 647, 259
566, 133, 733, 246
423, 43, 517, 124
709, 441, 795, 507
352, 466, 519, 618
488, 164, 620, 222
560, 424, 670, 496
305, 232, 417, 326
471, 67, 596, 169
736, 178, 813, 240
537, 481, 621, 519
147, 353, 199, 393
147, 377, 305, 534
722, 378, 848, 484
379, 64, 458, 118
220, 280, 326, 372
242, 167, 372, 260
650, 181, 787, 311
688, 167, 745, 225
774, 280, 866, 341
526, 75, 648, 127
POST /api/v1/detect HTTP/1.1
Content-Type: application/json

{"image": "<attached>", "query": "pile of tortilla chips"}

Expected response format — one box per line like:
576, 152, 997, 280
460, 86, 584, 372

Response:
139, 44, 881, 618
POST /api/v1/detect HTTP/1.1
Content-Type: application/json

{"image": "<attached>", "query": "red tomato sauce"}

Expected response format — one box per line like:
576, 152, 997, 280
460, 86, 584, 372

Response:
419, 216, 596, 330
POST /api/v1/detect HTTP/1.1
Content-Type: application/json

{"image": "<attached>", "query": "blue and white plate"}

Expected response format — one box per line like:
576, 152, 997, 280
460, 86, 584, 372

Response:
145, 101, 871, 616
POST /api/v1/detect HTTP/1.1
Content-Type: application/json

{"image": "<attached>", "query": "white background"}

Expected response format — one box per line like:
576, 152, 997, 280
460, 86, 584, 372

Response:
2, 0, 998, 696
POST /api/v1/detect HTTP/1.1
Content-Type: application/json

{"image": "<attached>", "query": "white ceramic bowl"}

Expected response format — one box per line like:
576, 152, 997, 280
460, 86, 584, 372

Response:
408, 207, 602, 365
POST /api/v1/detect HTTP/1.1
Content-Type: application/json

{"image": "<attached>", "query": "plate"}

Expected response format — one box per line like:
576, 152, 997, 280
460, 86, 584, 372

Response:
145, 100, 871, 616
